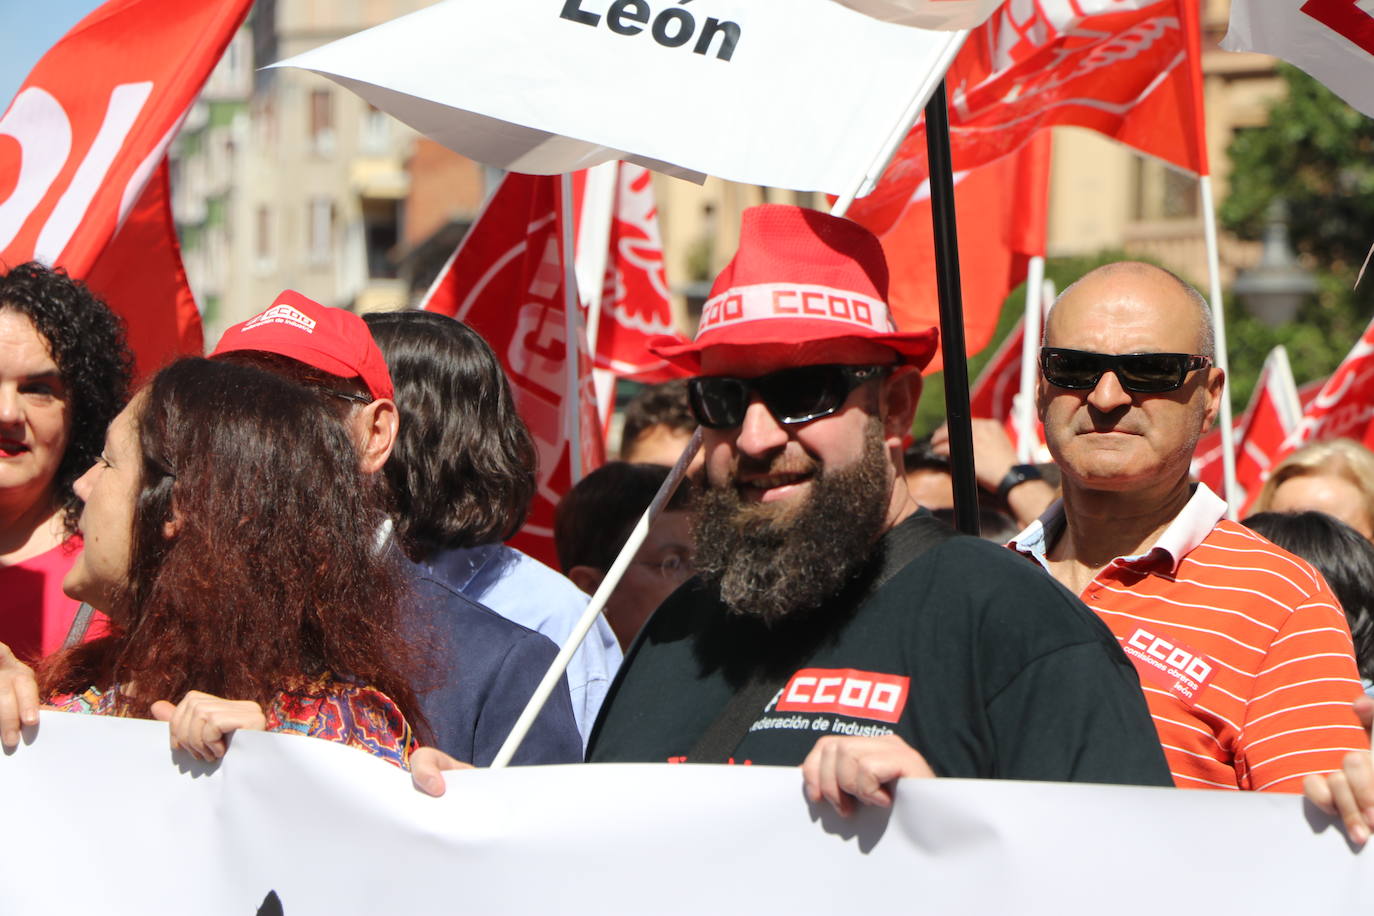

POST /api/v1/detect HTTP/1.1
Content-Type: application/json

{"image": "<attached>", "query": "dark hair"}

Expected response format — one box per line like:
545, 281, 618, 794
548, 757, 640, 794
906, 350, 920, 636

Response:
1242, 510, 1374, 681
363, 310, 537, 556
620, 380, 696, 459
554, 461, 694, 573
902, 435, 949, 474
0, 262, 133, 532
40, 358, 429, 739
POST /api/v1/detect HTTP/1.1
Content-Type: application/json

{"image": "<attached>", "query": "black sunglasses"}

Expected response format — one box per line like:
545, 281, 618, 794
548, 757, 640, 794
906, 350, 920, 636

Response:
1040, 347, 1212, 394
687, 364, 890, 430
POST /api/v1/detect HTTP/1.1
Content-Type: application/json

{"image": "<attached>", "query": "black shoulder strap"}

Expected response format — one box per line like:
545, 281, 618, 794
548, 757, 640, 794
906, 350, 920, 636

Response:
686, 515, 958, 763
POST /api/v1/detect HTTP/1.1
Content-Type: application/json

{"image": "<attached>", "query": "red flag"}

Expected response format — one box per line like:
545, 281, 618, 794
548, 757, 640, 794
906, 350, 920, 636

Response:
864, 0, 1205, 270
848, 132, 1051, 368
967, 317, 1046, 457
1281, 315, 1374, 457
83, 159, 202, 377
1193, 346, 1305, 501
422, 172, 604, 567
0, 0, 251, 373
574, 163, 689, 384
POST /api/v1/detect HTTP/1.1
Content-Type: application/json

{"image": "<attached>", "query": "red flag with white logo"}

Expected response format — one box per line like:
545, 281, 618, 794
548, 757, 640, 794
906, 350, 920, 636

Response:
421, 172, 604, 567
0, 0, 251, 374
1193, 346, 1320, 498
1280, 315, 1374, 458
848, 131, 1051, 369
573, 163, 688, 384
1223, 0, 1374, 119
861, 0, 1206, 316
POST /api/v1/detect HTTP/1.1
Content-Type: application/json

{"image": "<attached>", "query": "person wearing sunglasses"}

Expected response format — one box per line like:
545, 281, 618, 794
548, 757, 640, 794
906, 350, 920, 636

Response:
1009, 261, 1366, 800
472, 204, 1170, 809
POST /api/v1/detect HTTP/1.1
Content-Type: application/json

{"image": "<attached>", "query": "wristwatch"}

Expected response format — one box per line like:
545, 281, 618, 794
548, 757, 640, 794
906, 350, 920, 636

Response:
996, 464, 1044, 501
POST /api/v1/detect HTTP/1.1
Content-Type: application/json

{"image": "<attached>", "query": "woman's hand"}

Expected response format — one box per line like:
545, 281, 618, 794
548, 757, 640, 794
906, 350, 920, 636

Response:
410, 746, 474, 796
1303, 696, 1374, 846
150, 691, 267, 761
0, 642, 39, 750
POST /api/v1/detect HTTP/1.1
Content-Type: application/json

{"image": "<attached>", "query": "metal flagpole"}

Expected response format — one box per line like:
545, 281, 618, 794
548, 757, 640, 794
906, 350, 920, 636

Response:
924, 80, 980, 536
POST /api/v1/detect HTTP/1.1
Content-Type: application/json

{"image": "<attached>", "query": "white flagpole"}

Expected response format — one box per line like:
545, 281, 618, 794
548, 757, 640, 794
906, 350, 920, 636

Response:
491, 429, 703, 768
1015, 257, 1047, 464
559, 171, 585, 483
1200, 174, 1239, 518
575, 161, 620, 357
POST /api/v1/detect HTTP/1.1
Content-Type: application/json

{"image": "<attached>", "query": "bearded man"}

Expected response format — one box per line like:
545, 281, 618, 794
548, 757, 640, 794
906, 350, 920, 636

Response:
564, 205, 1168, 811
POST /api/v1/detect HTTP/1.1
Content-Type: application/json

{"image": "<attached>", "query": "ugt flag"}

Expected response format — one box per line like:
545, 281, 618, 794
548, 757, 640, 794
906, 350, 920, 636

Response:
0, 0, 252, 373
422, 172, 605, 567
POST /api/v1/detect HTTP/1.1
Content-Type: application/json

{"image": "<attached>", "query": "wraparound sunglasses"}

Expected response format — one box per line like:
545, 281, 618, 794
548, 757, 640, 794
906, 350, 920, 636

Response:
687, 364, 890, 429
1040, 347, 1211, 394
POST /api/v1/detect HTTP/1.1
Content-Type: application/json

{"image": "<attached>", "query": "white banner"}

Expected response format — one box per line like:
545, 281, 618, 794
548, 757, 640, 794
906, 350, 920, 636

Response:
1, 712, 1371, 914
270, 0, 963, 196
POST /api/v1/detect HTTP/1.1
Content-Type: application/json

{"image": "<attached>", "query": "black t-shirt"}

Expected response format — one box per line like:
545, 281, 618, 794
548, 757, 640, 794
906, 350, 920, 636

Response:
587, 514, 1172, 786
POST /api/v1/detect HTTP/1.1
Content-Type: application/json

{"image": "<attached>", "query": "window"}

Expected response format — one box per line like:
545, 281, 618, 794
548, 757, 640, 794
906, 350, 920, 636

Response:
1131, 157, 1199, 222
309, 88, 334, 155
307, 197, 335, 265
255, 205, 274, 270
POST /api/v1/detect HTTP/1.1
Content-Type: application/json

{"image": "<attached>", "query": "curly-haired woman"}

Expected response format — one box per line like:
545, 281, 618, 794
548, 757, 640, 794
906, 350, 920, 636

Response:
38, 357, 428, 767
0, 263, 132, 661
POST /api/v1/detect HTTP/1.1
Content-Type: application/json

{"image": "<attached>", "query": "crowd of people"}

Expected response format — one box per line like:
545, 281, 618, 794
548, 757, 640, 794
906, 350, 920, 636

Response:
1, 203, 1372, 850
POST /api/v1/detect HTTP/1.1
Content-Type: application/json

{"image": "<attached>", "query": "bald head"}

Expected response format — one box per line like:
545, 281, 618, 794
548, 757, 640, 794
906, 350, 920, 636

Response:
1046, 262, 1214, 360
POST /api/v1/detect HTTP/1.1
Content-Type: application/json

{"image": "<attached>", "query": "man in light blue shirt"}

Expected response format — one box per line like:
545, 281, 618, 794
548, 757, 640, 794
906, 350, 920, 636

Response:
365, 311, 620, 746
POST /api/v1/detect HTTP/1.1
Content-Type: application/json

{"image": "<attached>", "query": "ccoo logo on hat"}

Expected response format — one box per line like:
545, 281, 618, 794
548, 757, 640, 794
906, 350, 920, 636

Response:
650, 205, 938, 372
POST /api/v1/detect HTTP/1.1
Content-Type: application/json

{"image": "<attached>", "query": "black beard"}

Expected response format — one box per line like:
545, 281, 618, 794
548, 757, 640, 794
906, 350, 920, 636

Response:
692, 418, 892, 626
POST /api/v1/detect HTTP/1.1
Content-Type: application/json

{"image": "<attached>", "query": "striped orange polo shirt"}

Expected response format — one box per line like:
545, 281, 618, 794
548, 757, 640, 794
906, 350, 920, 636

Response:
1011, 485, 1366, 792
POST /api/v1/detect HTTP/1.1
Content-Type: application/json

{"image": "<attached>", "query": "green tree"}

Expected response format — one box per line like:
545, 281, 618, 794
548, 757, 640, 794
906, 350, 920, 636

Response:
1219, 64, 1374, 408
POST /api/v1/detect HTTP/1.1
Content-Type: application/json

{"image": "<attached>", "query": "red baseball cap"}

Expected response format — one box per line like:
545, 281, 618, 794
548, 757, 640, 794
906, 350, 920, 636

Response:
210, 290, 394, 401
650, 205, 938, 373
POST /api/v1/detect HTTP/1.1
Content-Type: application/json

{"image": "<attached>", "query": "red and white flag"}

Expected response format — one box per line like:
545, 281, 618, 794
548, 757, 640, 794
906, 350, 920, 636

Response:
573, 163, 688, 385
0, 0, 252, 376
967, 317, 1046, 458
1223, 0, 1374, 119
422, 172, 604, 567
1192, 346, 1303, 506
847, 131, 1051, 369
1282, 314, 1374, 455
864, 0, 1206, 245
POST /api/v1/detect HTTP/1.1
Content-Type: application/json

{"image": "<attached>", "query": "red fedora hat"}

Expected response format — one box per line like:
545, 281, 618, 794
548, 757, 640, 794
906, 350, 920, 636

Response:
651, 205, 937, 372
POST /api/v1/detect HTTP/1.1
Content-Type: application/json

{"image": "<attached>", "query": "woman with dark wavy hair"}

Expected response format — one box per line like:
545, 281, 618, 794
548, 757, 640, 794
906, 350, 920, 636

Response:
363, 310, 620, 745
36, 357, 427, 767
0, 262, 132, 661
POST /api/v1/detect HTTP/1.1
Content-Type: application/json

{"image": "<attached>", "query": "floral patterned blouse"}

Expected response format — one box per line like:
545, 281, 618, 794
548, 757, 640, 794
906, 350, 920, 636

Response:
47, 677, 417, 770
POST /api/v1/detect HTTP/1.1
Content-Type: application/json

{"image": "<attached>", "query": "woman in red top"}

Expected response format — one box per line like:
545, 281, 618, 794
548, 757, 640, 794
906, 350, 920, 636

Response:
37, 357, 429, 768
0, 263, 131, 661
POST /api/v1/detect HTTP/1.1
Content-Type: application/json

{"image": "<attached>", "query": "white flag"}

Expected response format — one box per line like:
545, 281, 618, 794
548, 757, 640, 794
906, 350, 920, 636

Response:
271, 0, 964, 196
1222, 0, 1374, 119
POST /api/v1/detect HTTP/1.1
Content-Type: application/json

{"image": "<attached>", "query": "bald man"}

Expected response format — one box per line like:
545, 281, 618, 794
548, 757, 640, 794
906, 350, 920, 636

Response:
1009, 262, 1367, 794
